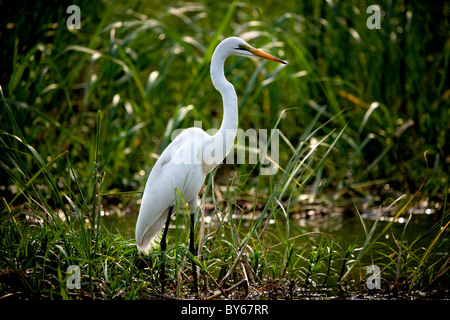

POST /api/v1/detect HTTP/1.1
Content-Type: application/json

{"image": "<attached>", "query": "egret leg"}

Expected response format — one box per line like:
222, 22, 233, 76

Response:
189, 211, 198, 293
160, 205, 174, 293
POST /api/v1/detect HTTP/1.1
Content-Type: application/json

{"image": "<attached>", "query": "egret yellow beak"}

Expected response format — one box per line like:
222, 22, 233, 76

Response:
250, 48, 287, 65
237, 44, 287, 64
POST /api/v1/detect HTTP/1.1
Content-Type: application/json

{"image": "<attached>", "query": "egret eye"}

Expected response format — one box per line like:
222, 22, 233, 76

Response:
235, 44, 250, 51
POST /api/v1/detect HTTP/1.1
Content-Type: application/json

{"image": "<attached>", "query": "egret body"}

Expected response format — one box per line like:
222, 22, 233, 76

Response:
135, 36, 286, 292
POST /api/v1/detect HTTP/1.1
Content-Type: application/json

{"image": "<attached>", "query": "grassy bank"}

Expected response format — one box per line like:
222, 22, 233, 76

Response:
1, 0, 449, 299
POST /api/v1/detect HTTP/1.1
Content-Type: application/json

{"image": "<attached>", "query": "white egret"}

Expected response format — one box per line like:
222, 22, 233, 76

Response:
135, 36, 286, 293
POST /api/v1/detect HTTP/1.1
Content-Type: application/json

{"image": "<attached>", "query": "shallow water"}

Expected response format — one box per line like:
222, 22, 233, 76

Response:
102, 203, 440, 257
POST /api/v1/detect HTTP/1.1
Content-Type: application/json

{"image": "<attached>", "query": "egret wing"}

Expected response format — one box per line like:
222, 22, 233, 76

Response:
135, 130, 206, 251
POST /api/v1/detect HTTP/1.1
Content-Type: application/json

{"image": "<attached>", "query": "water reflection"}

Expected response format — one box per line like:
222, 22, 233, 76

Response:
102, 202, 439, 252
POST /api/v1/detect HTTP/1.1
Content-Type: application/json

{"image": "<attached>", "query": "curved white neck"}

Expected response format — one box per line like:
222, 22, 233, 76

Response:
203, 49, 238, 173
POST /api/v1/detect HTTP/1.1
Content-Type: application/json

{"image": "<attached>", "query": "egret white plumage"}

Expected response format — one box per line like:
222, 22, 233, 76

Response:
135, 36, 286, 292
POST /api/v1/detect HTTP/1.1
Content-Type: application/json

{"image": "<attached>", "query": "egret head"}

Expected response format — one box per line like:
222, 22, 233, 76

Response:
220, 37, 287, 64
